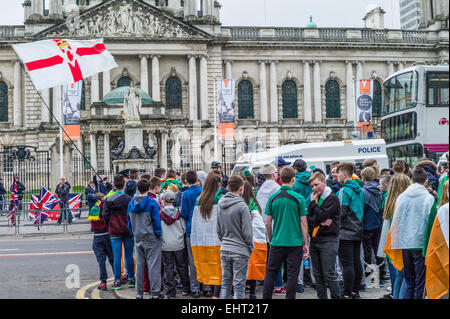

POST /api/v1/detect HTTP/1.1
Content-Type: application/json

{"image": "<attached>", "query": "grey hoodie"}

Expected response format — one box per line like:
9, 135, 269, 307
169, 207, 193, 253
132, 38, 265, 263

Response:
217, 192, 254, 258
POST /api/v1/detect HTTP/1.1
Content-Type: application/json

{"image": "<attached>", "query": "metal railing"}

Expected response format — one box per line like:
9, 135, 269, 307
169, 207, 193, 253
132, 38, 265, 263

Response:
0, 199, 91, 236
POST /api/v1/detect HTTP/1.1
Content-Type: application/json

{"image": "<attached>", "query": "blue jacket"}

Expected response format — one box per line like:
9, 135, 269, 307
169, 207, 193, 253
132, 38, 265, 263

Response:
362, 180, 383, 232
127, 195, 162, 240
180, 185, 202, 238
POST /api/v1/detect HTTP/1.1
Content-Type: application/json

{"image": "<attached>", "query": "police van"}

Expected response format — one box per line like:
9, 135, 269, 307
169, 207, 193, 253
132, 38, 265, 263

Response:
232, 139, 389, 176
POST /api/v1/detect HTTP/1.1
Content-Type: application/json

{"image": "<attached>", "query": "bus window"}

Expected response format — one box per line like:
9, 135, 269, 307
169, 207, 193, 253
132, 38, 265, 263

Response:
383, 71, 418, 115
381, 112, 417, 144
427, 72, 449, 107
387, 143, 423, 168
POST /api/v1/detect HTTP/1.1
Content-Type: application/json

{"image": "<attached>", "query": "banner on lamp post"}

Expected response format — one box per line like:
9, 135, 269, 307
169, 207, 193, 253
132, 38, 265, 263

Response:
357, 79, 374, 137
63, 81, 82, 141
217, 78, 236, 139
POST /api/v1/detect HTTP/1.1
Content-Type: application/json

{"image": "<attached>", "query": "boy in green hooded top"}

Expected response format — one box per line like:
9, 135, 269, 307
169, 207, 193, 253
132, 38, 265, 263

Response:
336, 162, 365, 299
292, 159, 313, 206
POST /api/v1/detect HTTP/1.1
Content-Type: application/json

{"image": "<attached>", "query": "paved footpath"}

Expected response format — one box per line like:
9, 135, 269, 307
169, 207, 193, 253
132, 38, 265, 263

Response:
112, 281, 390, 300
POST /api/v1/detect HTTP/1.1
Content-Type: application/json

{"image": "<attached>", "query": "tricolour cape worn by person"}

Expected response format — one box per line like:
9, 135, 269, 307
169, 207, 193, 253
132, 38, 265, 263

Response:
190, 189, 223, 285
247, 199, 267, 280
425, 202, 449, 299
384, 183, 435, 271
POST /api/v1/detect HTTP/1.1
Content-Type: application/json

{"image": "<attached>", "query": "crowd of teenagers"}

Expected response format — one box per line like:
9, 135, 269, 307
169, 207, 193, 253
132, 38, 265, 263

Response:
86, 154, 449, 300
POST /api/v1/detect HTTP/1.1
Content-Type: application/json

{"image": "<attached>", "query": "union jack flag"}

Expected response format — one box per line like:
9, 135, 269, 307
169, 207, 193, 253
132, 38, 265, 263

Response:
7, 175, 18, 228
69, 193, 82, 219
29, 186, 60, 230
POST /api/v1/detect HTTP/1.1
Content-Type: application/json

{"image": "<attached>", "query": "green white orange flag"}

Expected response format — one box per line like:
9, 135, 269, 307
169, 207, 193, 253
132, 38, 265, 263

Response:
425, 203, 449, 299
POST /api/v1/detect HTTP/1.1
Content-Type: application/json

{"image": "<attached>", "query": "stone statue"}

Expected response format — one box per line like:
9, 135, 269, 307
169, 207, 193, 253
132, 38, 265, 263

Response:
111, 137, 125, 160
124, 85, 142, 120
144, 139, 157, 159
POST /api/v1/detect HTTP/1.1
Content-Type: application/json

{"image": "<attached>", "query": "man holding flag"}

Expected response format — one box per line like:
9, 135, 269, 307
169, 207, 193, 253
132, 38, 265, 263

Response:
7, 175, 19, 229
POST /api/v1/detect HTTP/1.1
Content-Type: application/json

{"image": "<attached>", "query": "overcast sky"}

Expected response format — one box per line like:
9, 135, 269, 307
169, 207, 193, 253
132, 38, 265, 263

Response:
1, 0, 401, 29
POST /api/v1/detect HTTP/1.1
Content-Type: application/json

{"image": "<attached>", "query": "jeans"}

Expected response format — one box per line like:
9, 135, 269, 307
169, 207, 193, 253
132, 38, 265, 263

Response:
402, 249, 426, 299
162, 248, 190, 297
111, 236, 135, 283
310, 240, 341, 299
57, 202, 73, 223
219, 251, 249, 299
393, 268, 407, 299
275, 267, 283, 288
186, 237, 201, 293
92, 235, 114, 283
263, 246, 303, 299
363, 229, 386, 281
338, 240, 362, 297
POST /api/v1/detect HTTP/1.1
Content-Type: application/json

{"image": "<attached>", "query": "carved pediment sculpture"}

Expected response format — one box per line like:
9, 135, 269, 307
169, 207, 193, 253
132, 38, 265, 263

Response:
36, 0, 212, 40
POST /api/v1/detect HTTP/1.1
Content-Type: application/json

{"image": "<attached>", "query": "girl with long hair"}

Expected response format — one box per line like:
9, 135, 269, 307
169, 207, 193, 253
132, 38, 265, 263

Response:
190, 172, 223, 299
242, 181, 267, 299
381, 173, 411, 299
437, 180, 449, 209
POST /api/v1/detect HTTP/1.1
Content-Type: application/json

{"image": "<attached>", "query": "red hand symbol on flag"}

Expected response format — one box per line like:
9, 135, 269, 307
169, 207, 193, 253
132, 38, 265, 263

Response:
24, 39, 107, 83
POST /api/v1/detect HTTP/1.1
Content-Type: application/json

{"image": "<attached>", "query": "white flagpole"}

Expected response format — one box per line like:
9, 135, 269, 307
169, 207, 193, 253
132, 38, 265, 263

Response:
60, 85, 64, 178
214, 76, 218, 161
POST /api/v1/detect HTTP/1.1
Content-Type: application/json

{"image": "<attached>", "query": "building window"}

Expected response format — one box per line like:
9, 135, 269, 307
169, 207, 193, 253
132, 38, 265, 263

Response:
0, 81, 8, 122
80, 80, 86, 110
117, 76, 132, 88
373, 80, 382, 117
282, 80, 298, 119
325, 80, 341, 118
238, 80, 254, 119
181, 0, 184, 7
165, 77, 182, 110
155, 0, 159, 6
180, 140, 191, 170
43, 0, 49, 16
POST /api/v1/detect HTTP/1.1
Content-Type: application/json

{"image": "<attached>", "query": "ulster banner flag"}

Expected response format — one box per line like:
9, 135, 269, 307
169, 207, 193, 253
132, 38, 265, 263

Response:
12, 38, 117, 91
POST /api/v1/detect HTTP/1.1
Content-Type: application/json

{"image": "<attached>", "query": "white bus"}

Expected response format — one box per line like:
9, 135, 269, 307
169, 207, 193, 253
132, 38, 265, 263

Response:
381, 65, 449, 167
232, 139, 389, 176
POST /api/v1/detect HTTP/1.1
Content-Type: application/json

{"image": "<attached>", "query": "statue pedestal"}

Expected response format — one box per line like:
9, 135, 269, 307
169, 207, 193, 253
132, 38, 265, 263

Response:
112, 158, 157, 174
124, 118, 144, 154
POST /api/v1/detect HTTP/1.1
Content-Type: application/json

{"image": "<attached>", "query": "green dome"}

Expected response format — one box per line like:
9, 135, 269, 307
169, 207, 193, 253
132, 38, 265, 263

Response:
101, 86, 153, 105
306, 16, 317, 28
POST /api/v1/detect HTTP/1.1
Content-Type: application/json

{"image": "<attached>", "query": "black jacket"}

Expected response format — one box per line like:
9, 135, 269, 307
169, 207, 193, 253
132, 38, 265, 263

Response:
55, 182, 71, 203
0, 182, 6, 196
16, 182, 25, 200
307, 192, 341, 242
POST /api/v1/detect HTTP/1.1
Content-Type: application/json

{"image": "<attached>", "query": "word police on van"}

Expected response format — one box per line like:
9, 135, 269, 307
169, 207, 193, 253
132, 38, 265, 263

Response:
358, 146, 381, 154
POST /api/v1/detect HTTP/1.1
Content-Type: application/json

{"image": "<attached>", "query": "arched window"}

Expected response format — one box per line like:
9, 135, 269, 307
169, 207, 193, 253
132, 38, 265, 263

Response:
165, 77, 182, 110
325, 80, 341, 118
238, 80, 254, 119
0, 81, 8, 122
372, 80, 382, 117
80, 80, 86, 110
282, 80, 298, 119
117, 76, 131, 88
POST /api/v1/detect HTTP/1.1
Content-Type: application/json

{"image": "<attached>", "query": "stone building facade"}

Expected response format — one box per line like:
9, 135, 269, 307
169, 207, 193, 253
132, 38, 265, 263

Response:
0, 0, 448, 187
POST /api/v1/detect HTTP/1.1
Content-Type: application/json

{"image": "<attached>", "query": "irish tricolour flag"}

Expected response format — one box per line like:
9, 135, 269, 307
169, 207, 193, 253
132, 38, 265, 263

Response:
425, 203, 449, 299
12, 38, 117, 91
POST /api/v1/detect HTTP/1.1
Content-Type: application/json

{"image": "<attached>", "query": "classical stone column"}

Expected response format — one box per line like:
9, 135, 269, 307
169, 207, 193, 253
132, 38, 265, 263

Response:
140, 55, 149, 94
224, 60, 233, 80
313, 61, 322, 123
387, 61, 395, 76
184, 0, 197, 19
160, 131, 168, 169
52, 86, 62, 124
13, 60, 22, 127
103, 131, 111, 172
303, 61, 312, 122
102, 69, 111, 98
269, 60, 278, 123
188, 55, 198, 121
90, 132, 98, 170
151, 55, 161, 102
356, 61, 363, 83
346, 61, 355, 123
41, 88, 51, 122
199, 55, 209, 121
398, 61, 405, 71
259, 60, 268, 122
91, 73, 99, 103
